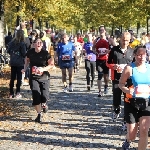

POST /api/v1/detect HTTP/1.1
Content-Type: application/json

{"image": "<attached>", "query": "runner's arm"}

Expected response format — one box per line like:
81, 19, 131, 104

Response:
118, 65, 132, 94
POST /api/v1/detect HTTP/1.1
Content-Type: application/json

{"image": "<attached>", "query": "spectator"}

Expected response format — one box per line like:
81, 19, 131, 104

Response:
7, 30, 26, 98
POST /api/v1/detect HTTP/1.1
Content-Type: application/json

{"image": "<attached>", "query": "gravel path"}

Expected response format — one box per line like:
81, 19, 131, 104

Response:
0, 64, 146, 150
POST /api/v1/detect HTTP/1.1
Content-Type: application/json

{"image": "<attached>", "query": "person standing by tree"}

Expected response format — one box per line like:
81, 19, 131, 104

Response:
7, 30, 26, 98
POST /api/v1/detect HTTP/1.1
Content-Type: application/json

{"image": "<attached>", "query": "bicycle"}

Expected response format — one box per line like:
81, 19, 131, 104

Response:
0, 54, 6, 75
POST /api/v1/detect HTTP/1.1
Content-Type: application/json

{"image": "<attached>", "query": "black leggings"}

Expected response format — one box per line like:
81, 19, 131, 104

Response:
112, 80, 125, 108
85, 60, 96, 85
9, 66, 24, 94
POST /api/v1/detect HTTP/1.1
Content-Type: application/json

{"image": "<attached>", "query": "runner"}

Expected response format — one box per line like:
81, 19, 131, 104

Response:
93, 25, 109, 97
22, 37, 54, 123
83, 34, 96, 90
56, 33, 77, 92
74, 36, 82, 72
119, 45, 150, 150
145, 33, 150, 62
107, 32, 134, 122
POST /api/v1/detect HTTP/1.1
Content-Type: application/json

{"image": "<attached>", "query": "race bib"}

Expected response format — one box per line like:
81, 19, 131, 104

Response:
62, 55, 70, 60
98, 48, 106, 55
87, 55, 92, 60
32, 66, 43, 76
134, 84, 150, 98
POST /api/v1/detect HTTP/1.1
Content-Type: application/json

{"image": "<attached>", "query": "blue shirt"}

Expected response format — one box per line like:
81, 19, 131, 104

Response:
57, 42, 75, 60
83, 42, 96, 61
130, 63, 150, 98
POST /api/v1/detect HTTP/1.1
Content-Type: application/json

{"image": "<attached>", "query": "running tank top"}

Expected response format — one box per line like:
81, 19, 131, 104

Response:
127, 63, 150, 99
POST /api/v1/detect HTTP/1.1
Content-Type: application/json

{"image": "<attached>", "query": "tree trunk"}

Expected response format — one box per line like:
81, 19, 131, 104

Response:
0, 16, 4, 49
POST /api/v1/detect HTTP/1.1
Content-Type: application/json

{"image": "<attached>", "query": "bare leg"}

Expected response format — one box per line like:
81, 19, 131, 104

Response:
138, 116, 150, 150
97, 79, 102, 92
68, 68, 73, 84
61, 69, 67, 87
35, 104, 42, 114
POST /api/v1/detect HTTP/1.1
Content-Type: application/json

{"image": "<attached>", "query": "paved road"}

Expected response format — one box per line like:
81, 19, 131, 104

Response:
0, 64, 144, 150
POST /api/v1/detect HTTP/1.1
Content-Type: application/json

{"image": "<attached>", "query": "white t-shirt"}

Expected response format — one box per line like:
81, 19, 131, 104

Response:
75, 42, 82, 56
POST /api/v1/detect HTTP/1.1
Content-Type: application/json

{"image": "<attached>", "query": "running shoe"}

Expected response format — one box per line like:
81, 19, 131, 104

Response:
35, 114, 41, 123
69, 85, 73, 92
15, 93, 22, 98
63, 86, 68, 93
104, 85, 108, 94
9, 94, 14, 99
122, 139, 130, 150
42, 103, 48, 113
112, 112, 120, 122
91, 81, 93, 88
98, 91, 102, 97
87, 86, 90, 91
122, 121, 127, 131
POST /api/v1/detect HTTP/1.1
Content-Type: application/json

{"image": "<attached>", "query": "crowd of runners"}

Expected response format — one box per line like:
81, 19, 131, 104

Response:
4, 21, 150, 149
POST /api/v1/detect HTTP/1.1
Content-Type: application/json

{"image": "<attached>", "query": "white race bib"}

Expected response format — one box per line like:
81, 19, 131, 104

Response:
98, 48, 106, 55
134, 84, 150, 98
62, 55, 70, 60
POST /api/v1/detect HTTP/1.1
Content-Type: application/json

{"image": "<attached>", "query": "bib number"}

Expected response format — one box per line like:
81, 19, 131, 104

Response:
32, 66, 43, 76
134, 84, 150, 98
98, 48, 106, 55
62, 55, 70, 60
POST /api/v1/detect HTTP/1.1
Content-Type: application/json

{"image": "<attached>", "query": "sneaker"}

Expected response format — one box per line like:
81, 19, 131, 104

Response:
104, 85, 108, 94
9, 94, 14, 99
42, 104, 48, 113
63, 86, 68, 93
35, 114, 41, 123
69, 85, 73, 92
91, 81, 93, 87
15, 93, 22, 98
112, 112, 120, 122
122, 139, 130, 150
122, 121, 127, 131
87, 86, 90, 91
98, 91, 102, 97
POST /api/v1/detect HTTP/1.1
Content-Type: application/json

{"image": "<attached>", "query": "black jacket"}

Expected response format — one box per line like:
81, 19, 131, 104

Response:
7, 40, 26, 66
107, 45, 134, 80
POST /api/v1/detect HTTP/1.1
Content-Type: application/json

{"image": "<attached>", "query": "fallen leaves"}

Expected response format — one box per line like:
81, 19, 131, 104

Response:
0, 67, 14, 117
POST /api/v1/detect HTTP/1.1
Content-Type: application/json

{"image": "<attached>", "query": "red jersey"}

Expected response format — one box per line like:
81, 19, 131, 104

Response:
77, 37, 84, 43
95, 38, 109, 60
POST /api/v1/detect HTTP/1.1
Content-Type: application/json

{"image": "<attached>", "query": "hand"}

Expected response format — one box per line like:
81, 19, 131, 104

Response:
113, 64, 120, 70
21, 69, 26, 74
117, 66, 123, 73
128, 88, 134, 95
105, 49, 110, 54
37, 67, 44, 72
87, 55, 92, 60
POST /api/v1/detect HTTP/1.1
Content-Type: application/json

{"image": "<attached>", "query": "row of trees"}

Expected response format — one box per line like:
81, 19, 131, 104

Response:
3, 0, 150, 32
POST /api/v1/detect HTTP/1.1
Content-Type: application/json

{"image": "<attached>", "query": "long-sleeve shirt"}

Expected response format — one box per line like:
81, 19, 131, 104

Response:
107, 46, 134, 80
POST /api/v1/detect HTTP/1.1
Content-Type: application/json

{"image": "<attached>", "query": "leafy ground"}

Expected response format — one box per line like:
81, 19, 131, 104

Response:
0, 67, 14, 117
